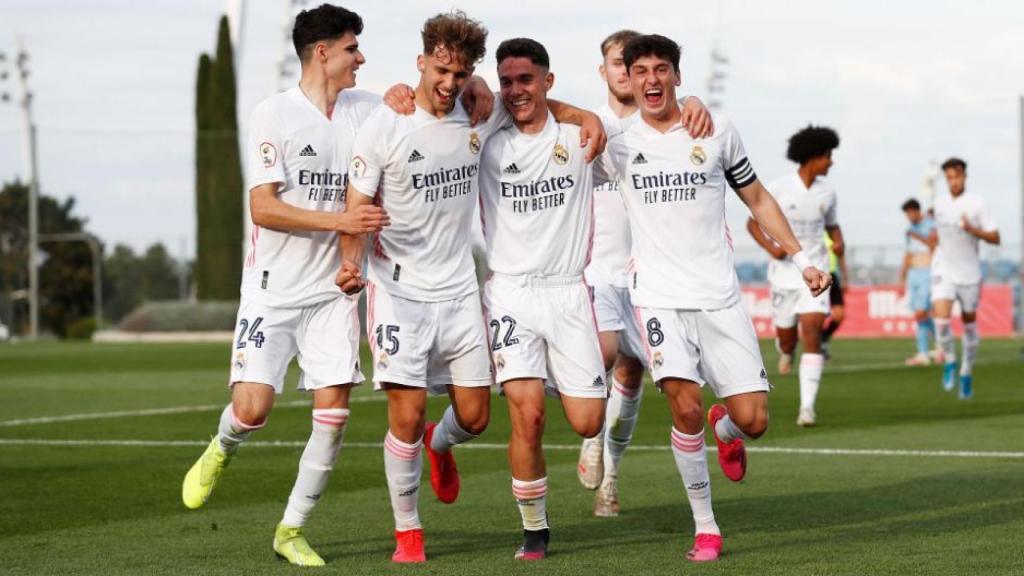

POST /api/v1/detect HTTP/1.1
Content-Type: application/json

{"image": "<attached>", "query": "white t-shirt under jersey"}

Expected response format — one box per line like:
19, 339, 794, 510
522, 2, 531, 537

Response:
931, 191, 997, 285
348, 99, 509, 302
765, 172, 837, 290
479, 112, 594, 276
597, 113, 757, 310
243, 87, 380, 308
585, 104, 634, 288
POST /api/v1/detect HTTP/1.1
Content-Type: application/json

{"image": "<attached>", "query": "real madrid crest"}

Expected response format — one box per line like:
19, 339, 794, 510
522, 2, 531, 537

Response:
495, 353, 506, 371
552, 143, 569, 165
377, 352, 390, 370
469, 131, 482, 154
653, 351, 664, 368
689, 145, 706, 166
233, 351, 246, 371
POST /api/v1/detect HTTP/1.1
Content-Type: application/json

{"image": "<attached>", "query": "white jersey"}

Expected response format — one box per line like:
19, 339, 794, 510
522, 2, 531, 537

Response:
479, 113, 594, 276
765, 172, 837, 289
348, 100, 509, 302
586, 104, 635, 288
243, 87, 380, 308
932, 191, 997, 284
597, 113, 757, 309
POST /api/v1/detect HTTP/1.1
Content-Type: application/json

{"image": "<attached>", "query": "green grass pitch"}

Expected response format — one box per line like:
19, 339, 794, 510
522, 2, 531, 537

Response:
1, 338, 1022, 575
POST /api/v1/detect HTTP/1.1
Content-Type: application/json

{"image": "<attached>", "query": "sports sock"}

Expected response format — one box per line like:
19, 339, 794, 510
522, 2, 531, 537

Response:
512, 477, 549, 531
603, 374, 643, 481
934, 318, 957, 363
714, 413, 750, 444
960, 322, 979, 377
915, 319, 933, 355
799, 353, 824, 412
217, 404, 264, 455
384, 430, 423, 531
822, 317, 840, 342
281, 408, 349, 527
430, 405, 478, 454
670, 428, 720, 536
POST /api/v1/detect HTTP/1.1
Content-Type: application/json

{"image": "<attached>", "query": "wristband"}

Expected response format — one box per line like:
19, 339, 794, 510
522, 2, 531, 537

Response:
791, 251, 813, 271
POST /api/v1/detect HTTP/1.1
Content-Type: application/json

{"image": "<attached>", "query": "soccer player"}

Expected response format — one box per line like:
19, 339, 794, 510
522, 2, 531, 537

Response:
930, 157, 1000, 398
180, 6, 390, 566
820, 231, 849, 359
578, 29, 714, 517
336, 11, 606, 563
747, 125, 843, 427
595, 35, 831, 562
478, 37, 608, 560
899, 198, 938, 365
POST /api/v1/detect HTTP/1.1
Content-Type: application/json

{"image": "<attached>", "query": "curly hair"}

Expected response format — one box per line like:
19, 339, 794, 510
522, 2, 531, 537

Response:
292, 4, 363, 61
786, 125, 840, 165
421, 10, 488, 66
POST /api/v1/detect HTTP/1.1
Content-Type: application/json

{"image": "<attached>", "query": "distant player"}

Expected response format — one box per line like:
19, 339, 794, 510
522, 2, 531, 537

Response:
337, 11, 605, 563
930, 157, 1000, 398
747, 125, 843, 427
479, 37, 608, 560
595, 35, 831, 562
578, 29, 713, 517
180, 6, 389, 566
820, 231, 849, 359
899, 198, 938, 365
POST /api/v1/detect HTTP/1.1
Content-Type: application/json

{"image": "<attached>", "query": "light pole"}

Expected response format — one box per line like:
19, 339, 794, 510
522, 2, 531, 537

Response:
707, 48, 728, 112
1, 38, 39, 340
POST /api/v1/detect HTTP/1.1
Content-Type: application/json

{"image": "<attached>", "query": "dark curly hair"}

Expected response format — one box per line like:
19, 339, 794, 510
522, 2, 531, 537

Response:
786, 125, 840, 164
292, 4, 363, 61
422, 10, 488, 66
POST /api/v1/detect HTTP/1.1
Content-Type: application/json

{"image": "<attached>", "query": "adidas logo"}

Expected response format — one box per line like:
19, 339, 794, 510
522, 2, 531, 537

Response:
299, 144, 317, 157
631, 153, 648, 165
503, 163, 520, 175
408, 149, 425, 163
593, 375, 605, 388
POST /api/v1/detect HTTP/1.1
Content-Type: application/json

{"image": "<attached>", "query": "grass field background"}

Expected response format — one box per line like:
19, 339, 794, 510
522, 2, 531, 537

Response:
1, 338, 1022, 575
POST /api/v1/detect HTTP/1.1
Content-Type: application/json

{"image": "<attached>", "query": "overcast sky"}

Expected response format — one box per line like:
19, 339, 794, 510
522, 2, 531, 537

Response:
1, 0, 1021, 262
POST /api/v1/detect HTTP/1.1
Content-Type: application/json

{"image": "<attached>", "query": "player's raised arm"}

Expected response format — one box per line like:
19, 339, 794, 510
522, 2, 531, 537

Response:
737, 179, 832, 296
546, 99, 607, 162
680, 95, 714, 138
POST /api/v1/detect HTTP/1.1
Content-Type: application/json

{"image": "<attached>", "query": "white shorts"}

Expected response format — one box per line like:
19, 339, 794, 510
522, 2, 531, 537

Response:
591, 281, 647, 362
366, 283, 492, 394
634, 301, 771, 399
931, 276, 981, 314
482, 274, 607, 399
770, 284, 830, 329
229, 296, 364, 394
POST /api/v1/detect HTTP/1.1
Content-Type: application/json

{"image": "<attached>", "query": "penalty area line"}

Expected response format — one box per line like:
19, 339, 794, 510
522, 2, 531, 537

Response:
0, 438, 1020, 459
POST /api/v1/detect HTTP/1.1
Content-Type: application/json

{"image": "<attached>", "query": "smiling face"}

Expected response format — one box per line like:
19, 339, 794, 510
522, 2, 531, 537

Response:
498, 56, 552, 130
629, 54, 680, 121
600, 42, 633, 105
320, 31, 365, 91
417, 46, 475, 115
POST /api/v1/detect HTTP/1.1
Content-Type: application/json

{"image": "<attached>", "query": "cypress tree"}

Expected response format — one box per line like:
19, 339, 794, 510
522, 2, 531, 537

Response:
195, 15, 243, 300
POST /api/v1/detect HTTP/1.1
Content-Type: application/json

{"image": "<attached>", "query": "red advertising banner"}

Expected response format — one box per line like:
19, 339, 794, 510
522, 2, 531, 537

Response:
741, 284, 1016, 338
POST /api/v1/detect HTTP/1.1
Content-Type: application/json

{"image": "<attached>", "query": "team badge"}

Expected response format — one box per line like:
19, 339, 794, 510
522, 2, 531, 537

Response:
495, 353, 505, 371
377, 352, 389, 370
350, 155, 367, 179
552, 143, 569, 165
233, 351, 246, 371
469, 131, 482, 154
689, 145, 706, 166
653, 351, 664, 368
259, 142, 277, 168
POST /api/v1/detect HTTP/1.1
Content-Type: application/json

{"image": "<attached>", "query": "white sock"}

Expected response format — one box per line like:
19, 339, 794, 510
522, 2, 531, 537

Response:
670, 428, 720, 536
960, 322, 979, 376
384, 430, 423, 531
281, 408, 349, 527
430, 405, 477, 454
799, 353, 824, 412
603, 375, 643, 482
217, 404, 264, 455
512, 477, 549, 531
934, 318, 957, 363
714, 413, 750, 444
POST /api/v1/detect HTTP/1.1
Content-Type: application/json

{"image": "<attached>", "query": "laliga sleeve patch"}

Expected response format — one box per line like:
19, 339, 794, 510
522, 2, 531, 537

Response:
259, 142, 277, 168
350, 155, 368, 179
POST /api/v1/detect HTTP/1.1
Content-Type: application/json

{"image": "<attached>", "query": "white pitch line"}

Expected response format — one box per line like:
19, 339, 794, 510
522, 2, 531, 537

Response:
0, 395, 386, 428
0, 438, 1020, 459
